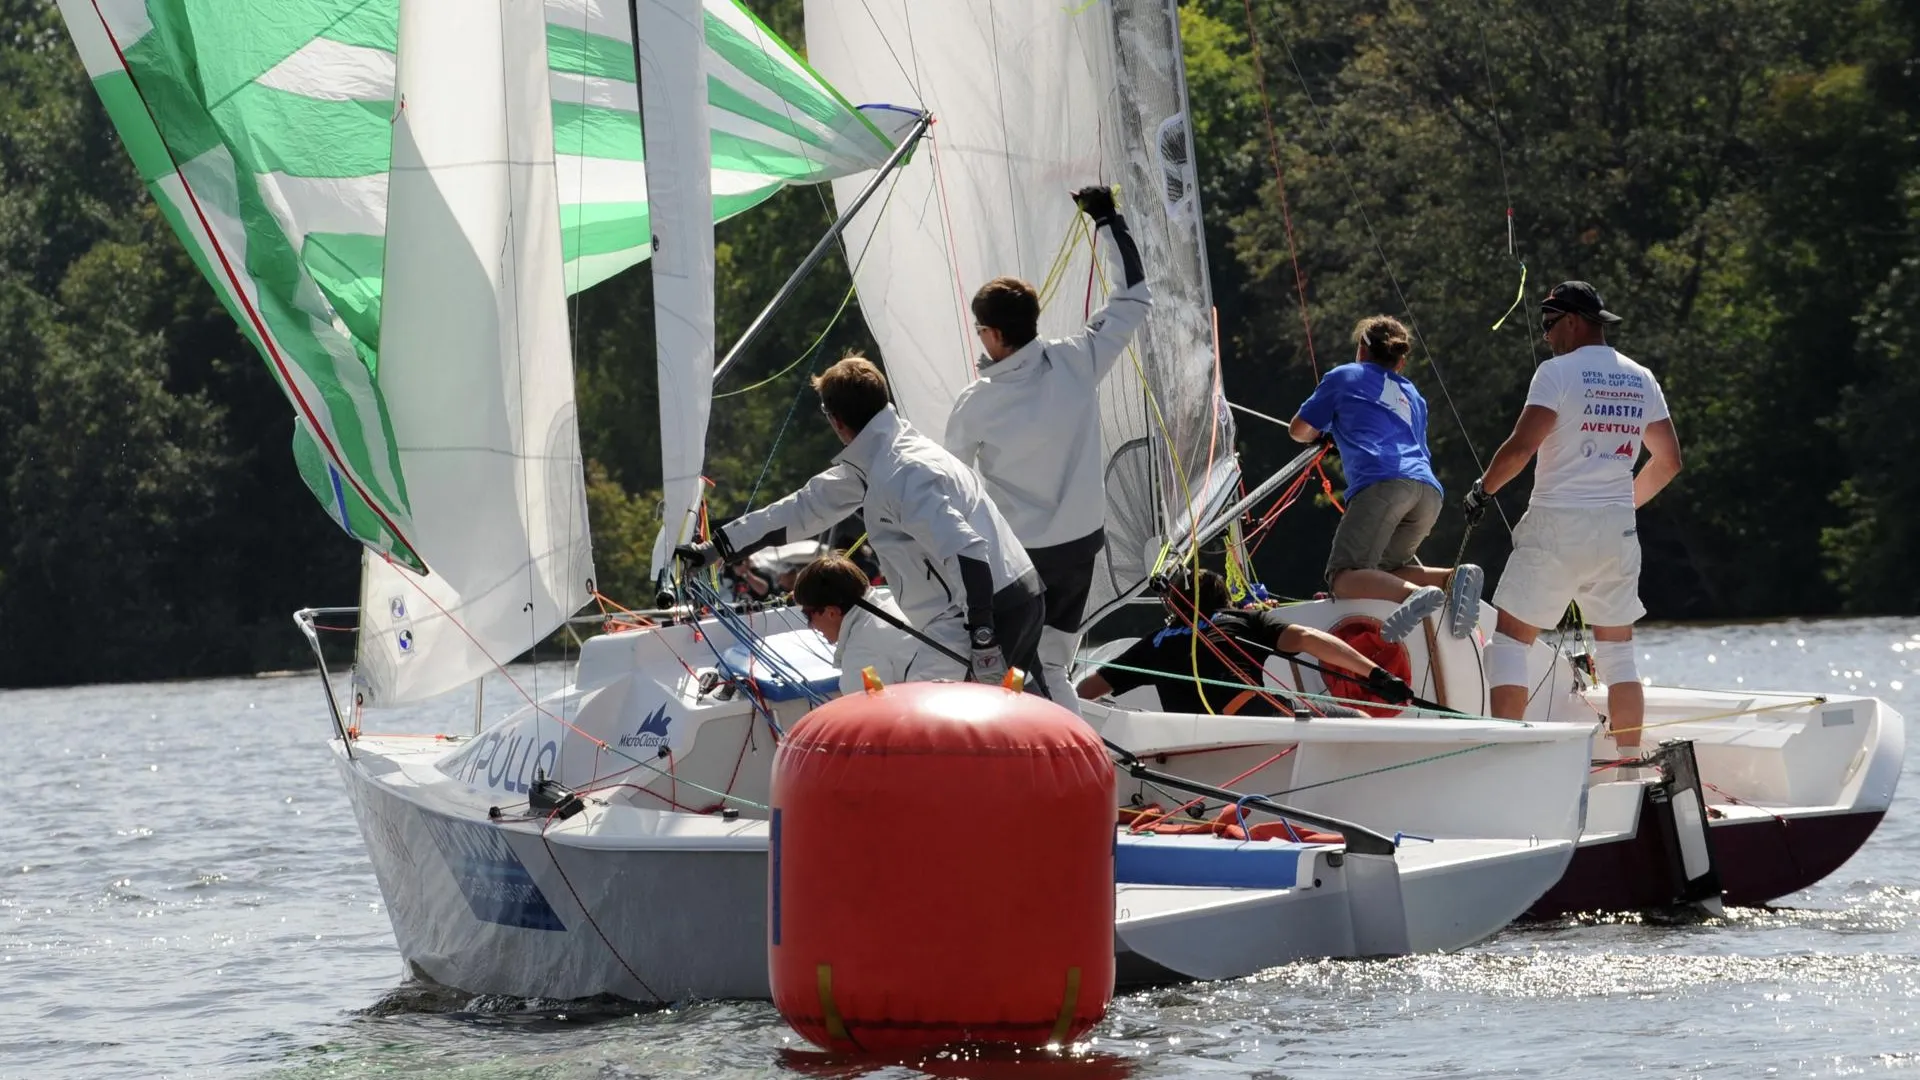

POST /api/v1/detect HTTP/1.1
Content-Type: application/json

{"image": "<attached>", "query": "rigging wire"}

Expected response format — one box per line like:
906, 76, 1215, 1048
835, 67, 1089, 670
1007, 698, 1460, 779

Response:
1258, 2, 1516, 534
1239, 0, 1319, 378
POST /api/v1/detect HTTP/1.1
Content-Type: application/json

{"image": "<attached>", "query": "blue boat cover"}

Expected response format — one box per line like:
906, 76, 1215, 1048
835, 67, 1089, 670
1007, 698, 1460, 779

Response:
717, 628, 842, 702
1114, 833, 1319, 890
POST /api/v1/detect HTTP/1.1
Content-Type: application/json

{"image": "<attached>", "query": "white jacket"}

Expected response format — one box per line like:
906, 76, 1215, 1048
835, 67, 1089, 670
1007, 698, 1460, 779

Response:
944, 234, 1152, 548
834, 589, 967, 695
724, 405, 1036, 658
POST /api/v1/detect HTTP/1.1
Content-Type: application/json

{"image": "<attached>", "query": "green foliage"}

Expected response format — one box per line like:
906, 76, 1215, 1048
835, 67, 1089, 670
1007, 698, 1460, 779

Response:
0, 0, 1916, 687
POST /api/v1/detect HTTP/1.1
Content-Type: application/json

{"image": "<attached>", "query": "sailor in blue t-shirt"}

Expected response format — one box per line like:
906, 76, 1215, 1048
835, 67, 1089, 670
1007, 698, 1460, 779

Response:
1287, 316, 1483, 643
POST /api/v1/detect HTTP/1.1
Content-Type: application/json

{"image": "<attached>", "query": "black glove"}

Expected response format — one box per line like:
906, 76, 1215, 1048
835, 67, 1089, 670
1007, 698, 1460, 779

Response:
967, 625, 1008, 686
1071, 184, 1118, 225
674, 541, 718, 570
1463, 479, 1491, 526
1365, 666, 1414, 705
1315, 433, 1336, 453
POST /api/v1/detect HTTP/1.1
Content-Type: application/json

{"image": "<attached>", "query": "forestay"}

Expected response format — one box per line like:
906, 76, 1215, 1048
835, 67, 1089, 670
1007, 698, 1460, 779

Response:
802, 0, 1238, 630
55, 0, 900, 578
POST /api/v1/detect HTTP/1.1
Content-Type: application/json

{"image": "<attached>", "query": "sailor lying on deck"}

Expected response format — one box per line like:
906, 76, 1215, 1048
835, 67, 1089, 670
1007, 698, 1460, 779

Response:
1288, 315, 1483, 645
674, 356, 1049, 696
792, 552, 966, 695
945, 184, 1153, 713
1075, 568, 1412, 716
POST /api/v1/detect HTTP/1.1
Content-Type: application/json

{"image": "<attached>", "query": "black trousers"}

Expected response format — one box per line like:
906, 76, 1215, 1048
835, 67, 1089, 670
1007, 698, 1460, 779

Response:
1026, 528, 1106, 632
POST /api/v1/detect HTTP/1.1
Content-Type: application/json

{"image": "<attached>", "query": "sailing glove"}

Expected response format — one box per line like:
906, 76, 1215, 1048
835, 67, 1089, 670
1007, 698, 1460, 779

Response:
674, 542, 719, 570
1462, 479, 1491, 526
1365, 666, 1415, 705
1071, 184, 1118, 225
968, 624, 1009, 686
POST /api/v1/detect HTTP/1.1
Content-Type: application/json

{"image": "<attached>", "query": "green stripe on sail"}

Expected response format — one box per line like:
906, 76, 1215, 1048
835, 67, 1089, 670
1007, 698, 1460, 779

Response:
91, 71, 177, 183
213, 84, 392, 178
560, 202, 649, 261
551, 99, 644, 161
718, 0, 890, 152
708, 128, 828, 182
705, 76, 830, 153
546, 23, 634, 82
703, 10, 847, 133
302, 231, 385, 365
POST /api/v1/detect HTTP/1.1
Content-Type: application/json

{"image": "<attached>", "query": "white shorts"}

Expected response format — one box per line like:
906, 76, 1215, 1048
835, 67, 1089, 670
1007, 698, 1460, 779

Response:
1493, 505, 1645, 629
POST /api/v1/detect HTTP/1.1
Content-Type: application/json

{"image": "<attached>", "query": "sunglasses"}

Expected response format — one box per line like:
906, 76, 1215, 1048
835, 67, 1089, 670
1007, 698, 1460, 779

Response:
1541, 310, 1568, 334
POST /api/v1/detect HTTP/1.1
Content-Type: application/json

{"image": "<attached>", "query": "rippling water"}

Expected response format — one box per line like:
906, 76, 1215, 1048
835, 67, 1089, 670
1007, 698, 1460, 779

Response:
5, 617, 1919, 1078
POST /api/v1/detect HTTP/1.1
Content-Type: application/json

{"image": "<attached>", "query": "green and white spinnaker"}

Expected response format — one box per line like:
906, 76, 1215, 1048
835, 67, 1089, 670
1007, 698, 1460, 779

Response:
56, 0, 900, 573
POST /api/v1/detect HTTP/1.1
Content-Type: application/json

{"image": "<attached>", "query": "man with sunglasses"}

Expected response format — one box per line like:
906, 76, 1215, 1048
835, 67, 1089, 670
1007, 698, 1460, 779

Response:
1464, 282, 1684, 746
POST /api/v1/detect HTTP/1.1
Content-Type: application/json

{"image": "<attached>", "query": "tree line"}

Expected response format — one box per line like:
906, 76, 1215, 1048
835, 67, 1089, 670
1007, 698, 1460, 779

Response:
0, 0, 1912, 687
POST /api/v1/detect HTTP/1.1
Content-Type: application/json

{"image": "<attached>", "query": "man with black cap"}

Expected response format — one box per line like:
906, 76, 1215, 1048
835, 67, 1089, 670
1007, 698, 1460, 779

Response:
1462, 282, 1683, 749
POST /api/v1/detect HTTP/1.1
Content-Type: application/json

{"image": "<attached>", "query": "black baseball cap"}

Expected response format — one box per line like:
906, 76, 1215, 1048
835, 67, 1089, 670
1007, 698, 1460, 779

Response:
1540, 280, 1621, 323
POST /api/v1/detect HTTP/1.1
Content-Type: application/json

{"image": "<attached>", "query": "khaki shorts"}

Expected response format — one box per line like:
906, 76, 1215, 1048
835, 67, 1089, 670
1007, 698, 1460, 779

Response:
1326, 478, 1442, 584
1493, 505, 1645, 629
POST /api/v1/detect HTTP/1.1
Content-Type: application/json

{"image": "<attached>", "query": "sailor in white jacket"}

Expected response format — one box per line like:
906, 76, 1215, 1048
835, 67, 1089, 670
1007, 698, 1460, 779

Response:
676, 356, 1048, 694
944, 184, 1153, 709
792, 553, 966, 694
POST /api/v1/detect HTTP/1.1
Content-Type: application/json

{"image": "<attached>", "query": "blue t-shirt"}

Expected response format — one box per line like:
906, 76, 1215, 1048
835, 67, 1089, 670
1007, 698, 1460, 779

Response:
1295, 362, 1441, 498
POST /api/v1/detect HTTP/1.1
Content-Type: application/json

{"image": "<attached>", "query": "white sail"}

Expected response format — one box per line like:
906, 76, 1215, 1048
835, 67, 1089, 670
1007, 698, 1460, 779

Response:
802, 0, 1237, 629
356, 0, 594, 705
639, 0, 720, 581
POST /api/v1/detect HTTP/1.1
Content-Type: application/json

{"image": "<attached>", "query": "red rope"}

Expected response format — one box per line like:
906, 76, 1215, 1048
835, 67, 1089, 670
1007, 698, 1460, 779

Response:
1241, 0, 1318, 377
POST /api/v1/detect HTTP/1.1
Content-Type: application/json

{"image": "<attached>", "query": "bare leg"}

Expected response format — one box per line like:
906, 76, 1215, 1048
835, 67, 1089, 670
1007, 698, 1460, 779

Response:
1488, 607, 1538, 720
1591, 624, 1641, 751
1392, 564, 1453, 590
1329, 568, 1421, 603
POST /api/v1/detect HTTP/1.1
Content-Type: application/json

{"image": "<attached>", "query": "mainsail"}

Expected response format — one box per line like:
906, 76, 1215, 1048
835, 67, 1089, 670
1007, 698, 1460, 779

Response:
802, 0, 1239, 629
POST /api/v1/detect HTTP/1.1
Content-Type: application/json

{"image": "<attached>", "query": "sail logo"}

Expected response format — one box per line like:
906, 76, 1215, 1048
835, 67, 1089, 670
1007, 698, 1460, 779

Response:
620, 705, 674, 748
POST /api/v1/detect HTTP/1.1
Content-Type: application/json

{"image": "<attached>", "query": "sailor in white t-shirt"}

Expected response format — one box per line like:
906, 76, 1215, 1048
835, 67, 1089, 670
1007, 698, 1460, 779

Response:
1462, 282, 1684, 746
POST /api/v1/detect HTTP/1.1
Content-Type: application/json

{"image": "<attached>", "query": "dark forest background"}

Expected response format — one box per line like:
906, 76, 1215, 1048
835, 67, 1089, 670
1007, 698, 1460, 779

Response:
0, 0, 1915, 687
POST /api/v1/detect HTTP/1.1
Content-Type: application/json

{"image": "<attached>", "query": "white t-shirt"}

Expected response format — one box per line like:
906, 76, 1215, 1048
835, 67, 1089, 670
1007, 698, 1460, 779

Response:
1523, 345, 1669, 508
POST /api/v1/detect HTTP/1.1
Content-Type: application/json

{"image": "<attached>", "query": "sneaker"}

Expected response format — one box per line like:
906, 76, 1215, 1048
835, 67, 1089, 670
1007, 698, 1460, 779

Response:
1380, 585, 1444, 644
1445, 564, 1485, 639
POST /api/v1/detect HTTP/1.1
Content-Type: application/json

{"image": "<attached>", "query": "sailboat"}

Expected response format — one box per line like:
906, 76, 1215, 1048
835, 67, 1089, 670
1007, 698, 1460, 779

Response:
56, 0, 1603, 1002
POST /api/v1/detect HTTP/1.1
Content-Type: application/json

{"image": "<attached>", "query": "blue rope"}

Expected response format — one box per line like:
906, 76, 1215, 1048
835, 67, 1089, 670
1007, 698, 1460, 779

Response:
743, 366, 813, 515
684, 580, 832, 712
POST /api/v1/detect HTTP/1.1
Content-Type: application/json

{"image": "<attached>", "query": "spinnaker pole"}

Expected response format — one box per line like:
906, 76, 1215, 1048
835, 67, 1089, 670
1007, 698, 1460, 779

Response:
712, 110, 932, 385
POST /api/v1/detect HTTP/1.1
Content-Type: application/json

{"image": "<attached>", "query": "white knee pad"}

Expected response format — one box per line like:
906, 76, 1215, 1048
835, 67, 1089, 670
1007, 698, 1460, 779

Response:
1591, 639, 1639, 687
1484, 632, 1529, 688
1038, 626, 1082, 719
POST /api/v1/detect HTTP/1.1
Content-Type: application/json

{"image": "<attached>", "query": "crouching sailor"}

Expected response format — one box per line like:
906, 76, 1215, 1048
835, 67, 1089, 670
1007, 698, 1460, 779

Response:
1288, 316, 1483, 644
944, 184, 1152, 712
675, 356, 1050, 695
1075, 568, 1413, 715
792, 552, 966, 695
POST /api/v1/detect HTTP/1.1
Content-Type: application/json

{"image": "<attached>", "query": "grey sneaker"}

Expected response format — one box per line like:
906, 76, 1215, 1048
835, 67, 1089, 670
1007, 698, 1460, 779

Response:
1445, 564, 1485, 639
1380, 585, 1445, 644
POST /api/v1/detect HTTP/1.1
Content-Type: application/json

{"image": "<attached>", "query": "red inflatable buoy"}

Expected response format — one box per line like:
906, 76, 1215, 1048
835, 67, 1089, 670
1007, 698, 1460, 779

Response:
769, 681, 1116, 1053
